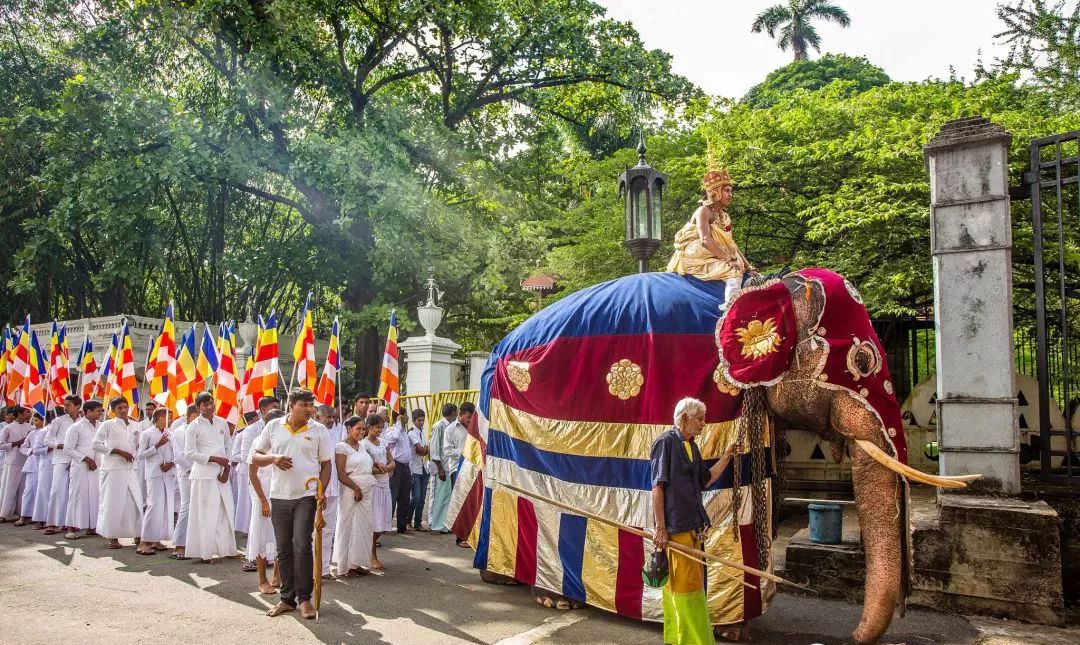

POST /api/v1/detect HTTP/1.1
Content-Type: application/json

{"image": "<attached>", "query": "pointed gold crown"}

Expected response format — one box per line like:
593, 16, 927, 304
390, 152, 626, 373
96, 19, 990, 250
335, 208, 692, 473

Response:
702, 137, 732, 191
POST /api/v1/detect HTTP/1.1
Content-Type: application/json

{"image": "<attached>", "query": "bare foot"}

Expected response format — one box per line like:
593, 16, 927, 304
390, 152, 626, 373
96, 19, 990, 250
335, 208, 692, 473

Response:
258, 582, 277, 595
266, 602, 294, 617
716, 622, 750, 642
299, 600, 316, 619
371, 558, 385, 571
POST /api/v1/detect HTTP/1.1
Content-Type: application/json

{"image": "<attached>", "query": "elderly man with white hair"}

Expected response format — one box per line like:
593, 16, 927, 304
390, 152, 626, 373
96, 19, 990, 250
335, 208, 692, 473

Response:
649, 397, 735, 645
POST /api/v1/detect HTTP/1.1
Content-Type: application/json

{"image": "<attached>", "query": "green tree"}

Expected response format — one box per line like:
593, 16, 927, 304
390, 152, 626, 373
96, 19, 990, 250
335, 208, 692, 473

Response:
742, 53, 889, 108
751, 0, 852, 61
994, 1, 1080, 107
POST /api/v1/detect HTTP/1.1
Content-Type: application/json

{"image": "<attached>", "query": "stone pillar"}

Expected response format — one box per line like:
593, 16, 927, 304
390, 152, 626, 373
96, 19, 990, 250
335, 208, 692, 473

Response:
467, 351, 491, 391
924, 117, 1019, 494
398, 274, 462, 400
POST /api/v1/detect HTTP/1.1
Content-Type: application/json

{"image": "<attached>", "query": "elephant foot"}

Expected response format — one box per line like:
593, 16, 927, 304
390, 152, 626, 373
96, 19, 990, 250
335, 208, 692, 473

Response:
714, 622, 750, 642
532, 587, 583, 610
479, 569, 521, 585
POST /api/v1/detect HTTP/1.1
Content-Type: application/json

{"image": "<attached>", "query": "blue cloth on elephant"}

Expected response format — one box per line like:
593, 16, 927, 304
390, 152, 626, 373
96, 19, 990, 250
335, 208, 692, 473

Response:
649, 428, 711, 534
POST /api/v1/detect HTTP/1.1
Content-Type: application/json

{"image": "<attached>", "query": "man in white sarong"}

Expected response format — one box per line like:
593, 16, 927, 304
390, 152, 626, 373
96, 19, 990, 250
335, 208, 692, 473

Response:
64, 401, 104, 538
93, 397, 145, 548
431, 402, 472, 547
314, 404, 341, 578
246, 398, 282, 590
15, 413, 45, 526
0, 405, 33, 521
170, 405, 198, 560
135, 401, 158, 501
232, 412, 257, 543
44, 396, 81, 534
184, 392, 236, 562
236, 396, 280, 572
136, 407, 176, 554
30, 412, 54, 528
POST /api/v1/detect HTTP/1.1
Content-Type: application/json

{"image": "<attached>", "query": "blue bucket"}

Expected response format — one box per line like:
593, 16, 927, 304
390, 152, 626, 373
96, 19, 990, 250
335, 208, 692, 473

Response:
808, 503, 843, 544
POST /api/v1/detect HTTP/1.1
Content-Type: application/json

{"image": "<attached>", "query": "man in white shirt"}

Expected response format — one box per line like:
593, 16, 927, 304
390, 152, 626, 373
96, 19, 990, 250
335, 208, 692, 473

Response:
136, 407, 177, 554
406, 409, 430, 530
30, 412, 54, 528
382, 407, 413, 534
44, 396, 81, 534
64, 401, 103, 538
15, 413, 44, 526
427, 402, 457, 534
432, 402, 473, 546
184, 392, 237, 562
170, 405, 198, 560
93, 397, 145, 549
235, 396, 279, 571
0, 405, 33, 521
252, 388, 332, 620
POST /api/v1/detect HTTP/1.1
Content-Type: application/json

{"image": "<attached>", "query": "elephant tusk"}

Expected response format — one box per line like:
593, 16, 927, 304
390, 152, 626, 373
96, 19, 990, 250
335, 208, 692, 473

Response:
853, 440, 981, 489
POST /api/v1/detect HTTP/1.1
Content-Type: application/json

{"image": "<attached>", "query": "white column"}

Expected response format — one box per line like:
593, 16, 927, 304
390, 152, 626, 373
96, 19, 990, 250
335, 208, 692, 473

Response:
467, 351, 490, 391
924, 117, 1019, 494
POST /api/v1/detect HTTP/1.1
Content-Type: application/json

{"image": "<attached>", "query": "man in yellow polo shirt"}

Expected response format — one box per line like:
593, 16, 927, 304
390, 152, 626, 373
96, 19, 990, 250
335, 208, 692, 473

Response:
251, 388, 333, 620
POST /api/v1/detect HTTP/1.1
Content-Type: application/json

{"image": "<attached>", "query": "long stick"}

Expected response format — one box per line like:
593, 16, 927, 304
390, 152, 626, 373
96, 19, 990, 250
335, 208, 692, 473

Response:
493, 479, 810, 592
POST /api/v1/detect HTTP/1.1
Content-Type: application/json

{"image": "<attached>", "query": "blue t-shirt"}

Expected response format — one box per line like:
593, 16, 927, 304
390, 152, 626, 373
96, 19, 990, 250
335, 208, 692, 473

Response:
649, 428, 711, 534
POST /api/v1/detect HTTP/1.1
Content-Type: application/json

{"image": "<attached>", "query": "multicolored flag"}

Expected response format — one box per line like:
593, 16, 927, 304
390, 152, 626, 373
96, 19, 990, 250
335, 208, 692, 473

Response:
174, 327, 197, 414
193, 323, 219, 393
292, 294, 317, 391
214, 325, 240, 425
239, 351, 257, 417
77, 335, 99, 401
250, 312, 279, 397
24, 330, 47, 416
0, 326, 11, 405
377, 310, 400, 412
98, 331, 119, 400
48, 322, 71, 406
147, 304, 178, 409
110, 322, 139, 416
9, 316, 32, 395
315, 317, 340, 407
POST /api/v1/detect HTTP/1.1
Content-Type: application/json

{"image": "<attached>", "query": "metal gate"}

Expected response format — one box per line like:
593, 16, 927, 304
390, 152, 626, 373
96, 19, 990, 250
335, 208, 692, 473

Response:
1019, 130, 1080, 484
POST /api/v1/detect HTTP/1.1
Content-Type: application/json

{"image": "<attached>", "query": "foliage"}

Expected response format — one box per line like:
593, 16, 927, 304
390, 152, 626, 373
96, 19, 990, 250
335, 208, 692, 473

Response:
994, 1, 1080, 108
751, 0, 852, 61
742, 54, 890, 108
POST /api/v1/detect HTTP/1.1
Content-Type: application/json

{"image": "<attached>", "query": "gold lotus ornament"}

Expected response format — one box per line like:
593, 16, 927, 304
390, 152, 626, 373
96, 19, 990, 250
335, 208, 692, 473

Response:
713, 367, 740, 396
507, 361, 531, 392
607, 359, 644, 400
735, 318, 782, 360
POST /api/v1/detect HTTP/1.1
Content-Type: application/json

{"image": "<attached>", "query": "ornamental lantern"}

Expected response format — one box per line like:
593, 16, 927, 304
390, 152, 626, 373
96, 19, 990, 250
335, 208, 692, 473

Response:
618, 135, 667, 273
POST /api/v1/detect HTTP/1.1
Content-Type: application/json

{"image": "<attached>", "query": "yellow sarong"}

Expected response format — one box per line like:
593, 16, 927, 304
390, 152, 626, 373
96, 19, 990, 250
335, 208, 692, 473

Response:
662, 531, 713, 645
666, 208, 748, 281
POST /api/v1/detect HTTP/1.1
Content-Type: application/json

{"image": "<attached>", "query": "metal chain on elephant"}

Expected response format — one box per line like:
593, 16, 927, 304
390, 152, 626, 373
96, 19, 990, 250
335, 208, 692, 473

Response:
730, 385, 772, 571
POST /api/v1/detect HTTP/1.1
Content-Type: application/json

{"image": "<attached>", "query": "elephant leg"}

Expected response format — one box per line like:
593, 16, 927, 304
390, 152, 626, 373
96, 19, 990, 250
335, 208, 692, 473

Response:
830, 394, 902, 645
479, 569, 520, 585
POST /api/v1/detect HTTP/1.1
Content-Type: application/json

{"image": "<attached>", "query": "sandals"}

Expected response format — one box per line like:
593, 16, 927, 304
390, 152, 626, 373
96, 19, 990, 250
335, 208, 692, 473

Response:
168, 553, 190, 560
241, 562, 258, 572
107, 543, 123, 550
136, 549, 156, 556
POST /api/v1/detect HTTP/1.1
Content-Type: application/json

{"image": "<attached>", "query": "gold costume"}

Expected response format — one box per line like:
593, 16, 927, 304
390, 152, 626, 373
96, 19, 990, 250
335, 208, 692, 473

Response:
667, 146, 750, 282
666, 207, 749, 281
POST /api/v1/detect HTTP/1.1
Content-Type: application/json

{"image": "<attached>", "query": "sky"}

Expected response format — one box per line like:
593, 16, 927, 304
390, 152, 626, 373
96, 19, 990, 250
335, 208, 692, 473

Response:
596, 1, 1011, 98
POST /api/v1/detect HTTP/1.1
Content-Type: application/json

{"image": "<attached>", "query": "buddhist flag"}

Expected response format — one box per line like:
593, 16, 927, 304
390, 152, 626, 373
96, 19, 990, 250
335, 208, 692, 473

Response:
174, 327, 197, 414
194, 323, 219, 392
250, 312, 279, 397
214, 325, 240, 425
377, 310, 400, 412
111, 322, 138, 415
98, 331, 119, 400
77, 335, 99, 401
292, 295, 316, 391
0, 326, 11, 405
48, 322, 71, 406
24, 330, 47, 416
9, 316, 32, 394
316, 317, 340, 407
148, 303, 178, 408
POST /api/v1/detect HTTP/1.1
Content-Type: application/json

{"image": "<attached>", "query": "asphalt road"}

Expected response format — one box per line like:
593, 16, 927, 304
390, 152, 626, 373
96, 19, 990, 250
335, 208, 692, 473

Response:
0, 523, 1070, 644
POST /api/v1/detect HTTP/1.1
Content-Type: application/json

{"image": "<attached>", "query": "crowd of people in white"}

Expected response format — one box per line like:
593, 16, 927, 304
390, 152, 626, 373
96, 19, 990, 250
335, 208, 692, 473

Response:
0, 388, 473, 619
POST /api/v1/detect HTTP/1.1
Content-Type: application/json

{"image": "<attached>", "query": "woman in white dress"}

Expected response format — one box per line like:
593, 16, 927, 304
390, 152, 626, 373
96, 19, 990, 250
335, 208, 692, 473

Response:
333, 415, 377, 576
247, 409, 282, 595
360, 414, 394, 571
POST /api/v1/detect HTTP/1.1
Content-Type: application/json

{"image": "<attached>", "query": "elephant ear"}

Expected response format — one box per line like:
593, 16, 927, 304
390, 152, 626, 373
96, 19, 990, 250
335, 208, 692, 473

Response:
716, 279, 798, 388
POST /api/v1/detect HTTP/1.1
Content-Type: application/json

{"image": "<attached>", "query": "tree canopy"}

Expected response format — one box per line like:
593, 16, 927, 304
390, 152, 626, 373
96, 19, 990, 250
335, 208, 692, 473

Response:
742, 54, 890, 108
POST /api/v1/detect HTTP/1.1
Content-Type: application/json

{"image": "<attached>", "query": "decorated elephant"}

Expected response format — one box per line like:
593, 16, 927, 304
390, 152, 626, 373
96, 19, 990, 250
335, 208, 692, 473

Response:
447, 268, 975, 645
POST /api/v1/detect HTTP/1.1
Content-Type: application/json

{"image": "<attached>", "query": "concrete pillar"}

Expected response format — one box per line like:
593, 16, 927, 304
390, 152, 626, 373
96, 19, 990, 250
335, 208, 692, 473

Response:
467, 351, 490, 391
924, 116, 1019, 494
399, 335, 462, 397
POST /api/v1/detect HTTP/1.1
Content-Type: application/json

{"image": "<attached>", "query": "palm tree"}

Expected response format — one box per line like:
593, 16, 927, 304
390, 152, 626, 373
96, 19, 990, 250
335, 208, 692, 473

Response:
751, 0, 852, 62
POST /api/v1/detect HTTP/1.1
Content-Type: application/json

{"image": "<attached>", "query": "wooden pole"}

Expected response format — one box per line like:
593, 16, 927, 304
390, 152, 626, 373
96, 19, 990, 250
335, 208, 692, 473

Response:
492, 479, 810, 592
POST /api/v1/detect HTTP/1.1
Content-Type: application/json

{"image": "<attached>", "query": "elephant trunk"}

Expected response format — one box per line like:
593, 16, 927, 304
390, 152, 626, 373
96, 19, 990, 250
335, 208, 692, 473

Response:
850, 445, 903, 644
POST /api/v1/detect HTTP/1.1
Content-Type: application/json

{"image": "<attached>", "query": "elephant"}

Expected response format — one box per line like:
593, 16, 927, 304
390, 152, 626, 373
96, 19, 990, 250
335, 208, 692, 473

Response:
461, 268, 976, 645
